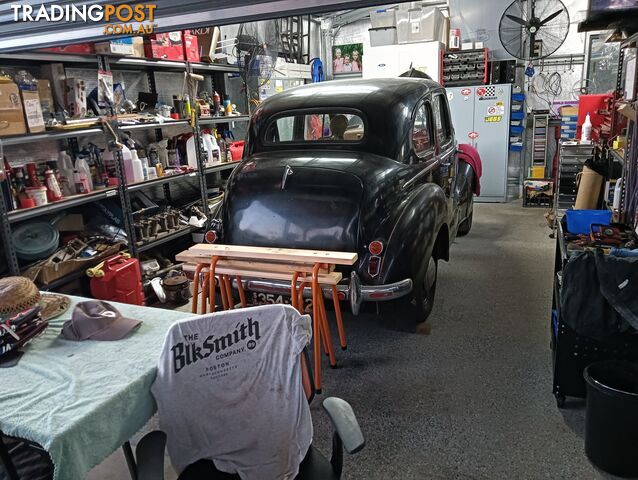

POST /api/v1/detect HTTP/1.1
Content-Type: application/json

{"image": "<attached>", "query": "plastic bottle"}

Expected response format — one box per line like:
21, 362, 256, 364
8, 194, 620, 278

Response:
44, 169, 63, 201
202, 130, 221, 166
186, 134, 201, 169
138, 150, 149, 180
75, 154, 94, 191
130, 149, 145, 183
581, 112, 592, 144
120, 144, 136, 184
73, 170, 90, 194
213, 91, 221, 116
613, 177, 623, 211
58, 151, 76, 196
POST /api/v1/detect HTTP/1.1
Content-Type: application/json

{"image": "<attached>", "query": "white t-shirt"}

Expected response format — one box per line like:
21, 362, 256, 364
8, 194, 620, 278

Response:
151, 304, 313, 480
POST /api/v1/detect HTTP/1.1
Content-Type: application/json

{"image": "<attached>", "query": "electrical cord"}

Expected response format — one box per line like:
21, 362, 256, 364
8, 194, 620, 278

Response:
529, 71, 562, 116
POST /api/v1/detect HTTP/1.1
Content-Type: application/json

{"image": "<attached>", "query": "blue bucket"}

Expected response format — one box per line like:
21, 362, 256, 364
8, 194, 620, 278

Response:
565, 209, 612, 234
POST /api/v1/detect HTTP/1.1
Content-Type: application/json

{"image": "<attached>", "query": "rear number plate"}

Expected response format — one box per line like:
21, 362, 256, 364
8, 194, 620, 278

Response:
252, 292, 312, 314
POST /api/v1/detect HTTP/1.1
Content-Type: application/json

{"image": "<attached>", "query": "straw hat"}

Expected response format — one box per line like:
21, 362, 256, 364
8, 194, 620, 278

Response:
0, 276, 69, 320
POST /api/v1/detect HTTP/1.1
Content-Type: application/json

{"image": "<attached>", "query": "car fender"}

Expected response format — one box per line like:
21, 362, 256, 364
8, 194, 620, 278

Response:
454, 160, 475, 218
368, 183, 448, 285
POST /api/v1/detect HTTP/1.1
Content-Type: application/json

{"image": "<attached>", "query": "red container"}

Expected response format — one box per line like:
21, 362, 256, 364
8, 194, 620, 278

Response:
577, 94, 613, 142
182, 31, 200, 62
229, 140, 245, 161
40, 43, 95, 55
144, 32, 184, 61
90, 254, 145, 306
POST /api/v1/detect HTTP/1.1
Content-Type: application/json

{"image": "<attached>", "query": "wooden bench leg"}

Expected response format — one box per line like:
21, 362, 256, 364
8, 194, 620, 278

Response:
331, 285, 347, 350
192, 263, 204, 314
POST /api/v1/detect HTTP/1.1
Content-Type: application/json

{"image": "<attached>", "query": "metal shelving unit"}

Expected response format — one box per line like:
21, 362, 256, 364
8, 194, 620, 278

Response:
137, 225, 197, 253
7, 188, 119, 223
0, 51, 247, 282
0, 126, 104, 146
0, 53, 242, 74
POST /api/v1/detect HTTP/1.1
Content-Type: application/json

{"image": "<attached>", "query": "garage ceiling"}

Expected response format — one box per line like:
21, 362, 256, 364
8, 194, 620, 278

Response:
0, 0, 390, 53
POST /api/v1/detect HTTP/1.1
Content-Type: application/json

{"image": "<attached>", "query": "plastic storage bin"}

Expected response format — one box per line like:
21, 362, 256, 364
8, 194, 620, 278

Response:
584, 361, 638, 476
369, 27, 398, 46
370, 9, 396, 28
565, 209, 612, 234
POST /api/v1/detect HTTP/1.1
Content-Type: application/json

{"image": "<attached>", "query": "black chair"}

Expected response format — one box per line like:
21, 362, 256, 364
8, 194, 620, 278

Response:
133, 305, 364, 480
135, 396, 364, 480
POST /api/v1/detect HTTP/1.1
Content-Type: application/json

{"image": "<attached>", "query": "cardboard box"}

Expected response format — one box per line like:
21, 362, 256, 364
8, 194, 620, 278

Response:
182, 31, 200, 62
19, 88, 45, 133
0, 82, 27, 137
37, 79, 55, 117
95, 37, 134, 56
144, 32, 184, 61
192, 26, 220, 63
40, 63, 66, 114
131, 37, 145, 58
65, 78, 87, 118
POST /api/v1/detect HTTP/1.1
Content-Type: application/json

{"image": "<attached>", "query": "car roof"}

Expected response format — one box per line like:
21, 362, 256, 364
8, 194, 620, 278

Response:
258, 78, 440, 117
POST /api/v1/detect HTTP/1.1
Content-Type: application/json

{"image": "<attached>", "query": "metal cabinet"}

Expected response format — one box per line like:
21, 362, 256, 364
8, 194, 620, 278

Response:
447, 84, 511, 202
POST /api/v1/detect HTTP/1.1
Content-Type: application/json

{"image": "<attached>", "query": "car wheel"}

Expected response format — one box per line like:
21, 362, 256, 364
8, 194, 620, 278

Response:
457, 196, 474, 236
417, 256, 438, 321
380, 256, 438, 331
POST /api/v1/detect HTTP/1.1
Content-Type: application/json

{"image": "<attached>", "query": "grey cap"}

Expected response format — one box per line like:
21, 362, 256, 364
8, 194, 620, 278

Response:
62, 301, 142, 341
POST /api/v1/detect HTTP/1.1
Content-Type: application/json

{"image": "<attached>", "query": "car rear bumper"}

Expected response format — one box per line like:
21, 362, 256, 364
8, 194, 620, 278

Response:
231, 272, 413, 315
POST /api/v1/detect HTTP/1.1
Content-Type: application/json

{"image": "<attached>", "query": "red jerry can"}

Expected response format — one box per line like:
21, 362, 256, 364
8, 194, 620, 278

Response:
229, 140, 245, 161
89, 254, 145, 306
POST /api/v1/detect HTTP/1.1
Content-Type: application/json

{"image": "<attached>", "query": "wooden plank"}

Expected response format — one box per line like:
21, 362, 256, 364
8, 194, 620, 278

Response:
183, 264, 342, 285
175, 253, 334, 274
187, 244, 357, 266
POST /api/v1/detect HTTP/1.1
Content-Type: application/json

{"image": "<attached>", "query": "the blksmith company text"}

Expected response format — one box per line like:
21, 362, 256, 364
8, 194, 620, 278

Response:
171, 318, 260, 373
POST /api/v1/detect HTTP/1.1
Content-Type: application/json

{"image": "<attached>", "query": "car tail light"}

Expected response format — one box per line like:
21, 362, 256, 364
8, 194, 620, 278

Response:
205, 230, 217, 243
368, 240, 384, 256
368, 256, 381, 277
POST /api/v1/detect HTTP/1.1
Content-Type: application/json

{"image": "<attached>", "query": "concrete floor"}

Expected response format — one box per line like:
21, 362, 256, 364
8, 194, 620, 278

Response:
88, 202, 612, 479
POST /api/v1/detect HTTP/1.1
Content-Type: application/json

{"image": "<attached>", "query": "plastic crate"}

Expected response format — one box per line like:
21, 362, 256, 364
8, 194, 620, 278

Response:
565, 209, 612, 234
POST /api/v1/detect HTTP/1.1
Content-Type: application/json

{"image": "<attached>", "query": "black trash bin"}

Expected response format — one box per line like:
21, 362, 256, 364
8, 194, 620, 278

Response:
584, 360, 638, 477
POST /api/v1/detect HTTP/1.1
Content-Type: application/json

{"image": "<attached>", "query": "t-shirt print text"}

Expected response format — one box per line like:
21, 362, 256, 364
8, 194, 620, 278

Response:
171, 317, 261, 374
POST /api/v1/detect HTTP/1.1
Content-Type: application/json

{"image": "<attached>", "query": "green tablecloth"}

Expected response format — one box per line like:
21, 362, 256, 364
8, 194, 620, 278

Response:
0, 296, 189, 480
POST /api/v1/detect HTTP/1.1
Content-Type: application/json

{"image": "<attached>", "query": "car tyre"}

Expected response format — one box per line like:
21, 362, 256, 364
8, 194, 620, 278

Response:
457, 196, 474, 236
381, 256, 438, 331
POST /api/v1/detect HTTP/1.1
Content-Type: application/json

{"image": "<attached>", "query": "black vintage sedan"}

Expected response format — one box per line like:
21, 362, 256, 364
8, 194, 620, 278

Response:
219, 78, 478, 327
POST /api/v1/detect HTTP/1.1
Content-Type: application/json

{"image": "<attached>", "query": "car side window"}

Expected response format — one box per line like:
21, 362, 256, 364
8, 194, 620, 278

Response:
412, 102, 434, 158
433, 94, 452, 146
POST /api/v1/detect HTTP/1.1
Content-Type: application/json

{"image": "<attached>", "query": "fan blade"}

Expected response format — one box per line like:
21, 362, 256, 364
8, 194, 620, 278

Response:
539, 9, 563, 26
506, 14, 528, 26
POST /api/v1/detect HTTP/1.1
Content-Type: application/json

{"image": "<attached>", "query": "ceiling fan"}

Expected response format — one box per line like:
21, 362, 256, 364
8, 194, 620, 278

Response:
499, 0, 570, 60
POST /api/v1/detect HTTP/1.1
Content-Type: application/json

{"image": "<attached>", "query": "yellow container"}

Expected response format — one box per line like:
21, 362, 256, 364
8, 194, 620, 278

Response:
530, 166, 546, 179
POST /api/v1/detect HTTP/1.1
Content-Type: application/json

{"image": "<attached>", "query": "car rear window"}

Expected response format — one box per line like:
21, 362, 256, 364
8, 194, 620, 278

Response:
264, 112, 365, 143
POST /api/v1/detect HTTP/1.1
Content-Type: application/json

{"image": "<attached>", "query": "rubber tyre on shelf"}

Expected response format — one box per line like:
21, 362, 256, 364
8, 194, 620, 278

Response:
457, 196, 474, 237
